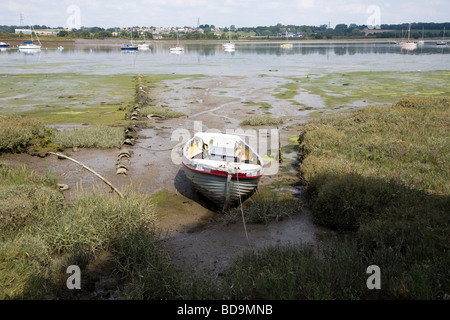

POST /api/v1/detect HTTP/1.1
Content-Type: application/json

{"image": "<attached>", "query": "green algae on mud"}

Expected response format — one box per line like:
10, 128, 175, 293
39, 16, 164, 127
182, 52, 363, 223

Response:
295, 70, 450, 108
0, 73, 207, 125
0, 73, 134, 125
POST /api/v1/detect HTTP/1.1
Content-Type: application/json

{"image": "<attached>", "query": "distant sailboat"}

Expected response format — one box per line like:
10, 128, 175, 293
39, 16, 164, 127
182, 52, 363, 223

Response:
437, 27, 447, 46
121, 29, 138, 51
400, 24, 417, 50
169, 31, 184, 52
418, 26, 425, 46
222, 27, 235, 51
18, 25, 41, 50
138, 33, 151, 50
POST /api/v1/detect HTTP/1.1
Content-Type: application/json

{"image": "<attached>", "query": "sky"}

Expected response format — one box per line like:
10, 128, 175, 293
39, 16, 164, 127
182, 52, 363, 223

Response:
2, 0, 449, 29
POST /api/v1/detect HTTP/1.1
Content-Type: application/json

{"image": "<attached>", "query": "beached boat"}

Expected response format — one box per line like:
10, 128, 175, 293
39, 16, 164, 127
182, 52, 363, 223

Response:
182, 132, 264, 211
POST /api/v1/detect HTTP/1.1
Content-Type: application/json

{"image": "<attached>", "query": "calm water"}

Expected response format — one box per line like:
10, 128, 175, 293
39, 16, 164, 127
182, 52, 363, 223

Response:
0, 41, 449, 77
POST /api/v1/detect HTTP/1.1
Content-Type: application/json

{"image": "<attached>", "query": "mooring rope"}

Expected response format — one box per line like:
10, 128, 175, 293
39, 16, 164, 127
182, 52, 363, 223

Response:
236, 167, 251, 248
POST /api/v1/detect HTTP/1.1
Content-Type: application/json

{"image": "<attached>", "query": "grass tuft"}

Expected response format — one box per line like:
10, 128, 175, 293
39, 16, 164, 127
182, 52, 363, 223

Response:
52, 126, 125, 149
240, 114, 284, 126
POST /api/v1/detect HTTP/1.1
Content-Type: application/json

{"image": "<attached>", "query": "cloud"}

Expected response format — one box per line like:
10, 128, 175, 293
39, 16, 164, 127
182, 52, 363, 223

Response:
295, 0, 315, 8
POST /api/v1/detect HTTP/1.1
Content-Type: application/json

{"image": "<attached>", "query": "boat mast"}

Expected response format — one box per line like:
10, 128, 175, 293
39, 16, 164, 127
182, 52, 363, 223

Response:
31, 25, 41, 45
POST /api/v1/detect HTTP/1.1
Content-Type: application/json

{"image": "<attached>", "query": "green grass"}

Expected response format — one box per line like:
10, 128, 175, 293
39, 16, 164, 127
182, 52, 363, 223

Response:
0, 116, 63, 156
240, 114, 284, 126
52, 126, 125, 149
295, 97, 449, 299
0, 165, 157, 299
242, 101, 272, 110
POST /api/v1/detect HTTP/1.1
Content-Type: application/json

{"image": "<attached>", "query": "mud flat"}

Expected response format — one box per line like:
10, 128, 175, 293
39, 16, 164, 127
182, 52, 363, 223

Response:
10, 69, 448, 274
5, 70, 446, 274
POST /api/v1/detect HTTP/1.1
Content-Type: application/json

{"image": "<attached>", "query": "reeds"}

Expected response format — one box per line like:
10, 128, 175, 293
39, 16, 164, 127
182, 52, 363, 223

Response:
52, 126, 125, 149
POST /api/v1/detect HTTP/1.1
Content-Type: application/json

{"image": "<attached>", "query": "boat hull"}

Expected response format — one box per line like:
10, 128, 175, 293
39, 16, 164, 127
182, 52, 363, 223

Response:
18, 45, 41, 50
183, 163, 261, 211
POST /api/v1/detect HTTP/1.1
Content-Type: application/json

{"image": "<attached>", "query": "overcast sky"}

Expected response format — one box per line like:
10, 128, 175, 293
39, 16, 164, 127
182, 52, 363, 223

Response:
2, 0, 449, 29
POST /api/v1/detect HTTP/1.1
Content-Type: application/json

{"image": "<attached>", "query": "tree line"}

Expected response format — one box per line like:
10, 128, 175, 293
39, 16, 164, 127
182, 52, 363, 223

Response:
1, 22, 449, 40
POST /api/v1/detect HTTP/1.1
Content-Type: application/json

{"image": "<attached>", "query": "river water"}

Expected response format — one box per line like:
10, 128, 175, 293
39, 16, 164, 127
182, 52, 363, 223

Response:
0, 41, 449, 77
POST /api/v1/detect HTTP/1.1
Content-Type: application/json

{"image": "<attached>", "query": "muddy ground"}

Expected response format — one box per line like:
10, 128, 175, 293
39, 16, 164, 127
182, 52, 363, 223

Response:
0, 75, 330, 275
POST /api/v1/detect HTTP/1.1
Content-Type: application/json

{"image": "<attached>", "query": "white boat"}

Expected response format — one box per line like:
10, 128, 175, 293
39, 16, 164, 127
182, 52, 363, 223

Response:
0, 42, 10, 48
400, 24, 417, 50
18, 25, 41, 50
437, 27, 447, 46
182, 132, 264, 211
418, 27, 425, 45
137, 33, 151, 50
222, 27, 235, 51
169, 31, 184, 52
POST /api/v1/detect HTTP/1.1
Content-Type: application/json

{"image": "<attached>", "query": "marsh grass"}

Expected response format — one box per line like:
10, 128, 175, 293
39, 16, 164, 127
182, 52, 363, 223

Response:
0, 116, 61, 155
52, 126, 125, 149
295, 97, 449, 299
0, 165, 158, 299
240, 114, 284, 126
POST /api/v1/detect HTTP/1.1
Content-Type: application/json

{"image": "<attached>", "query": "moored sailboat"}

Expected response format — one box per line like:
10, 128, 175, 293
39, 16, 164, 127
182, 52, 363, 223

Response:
18, 25, 41, 50
169, 31, 184, 52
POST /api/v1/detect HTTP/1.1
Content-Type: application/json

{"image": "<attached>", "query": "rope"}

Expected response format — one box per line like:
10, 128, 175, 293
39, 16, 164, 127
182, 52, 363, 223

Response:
236, 166, 251, 248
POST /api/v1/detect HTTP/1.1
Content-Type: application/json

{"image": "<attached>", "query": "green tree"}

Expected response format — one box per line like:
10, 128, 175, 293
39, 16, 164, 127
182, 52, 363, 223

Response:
57, 30, 69, 37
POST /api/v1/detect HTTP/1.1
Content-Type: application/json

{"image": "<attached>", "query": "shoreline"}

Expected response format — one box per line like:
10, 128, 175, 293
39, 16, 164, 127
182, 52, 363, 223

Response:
0, 37, 440, 45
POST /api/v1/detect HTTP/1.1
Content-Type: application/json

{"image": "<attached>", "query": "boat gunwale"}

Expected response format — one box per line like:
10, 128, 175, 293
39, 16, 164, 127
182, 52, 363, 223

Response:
182, 160, 264, 180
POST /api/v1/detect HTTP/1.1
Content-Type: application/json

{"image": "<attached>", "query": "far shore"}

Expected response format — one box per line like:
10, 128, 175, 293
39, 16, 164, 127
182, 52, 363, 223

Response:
0, 37, 435, 46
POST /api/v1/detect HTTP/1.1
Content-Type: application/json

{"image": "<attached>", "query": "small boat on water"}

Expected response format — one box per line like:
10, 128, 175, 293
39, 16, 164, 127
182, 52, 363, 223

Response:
121, 43, 138, 50
170, 31, 184, 53
400, 23, 418, 50
138, 42, 150, 50
121, 30, 138, 51
18, 25, 41, 50
436, 27, 447, 46
222, 27, 235, 51
182, 132, 264, 211
0, 42, 10, 48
